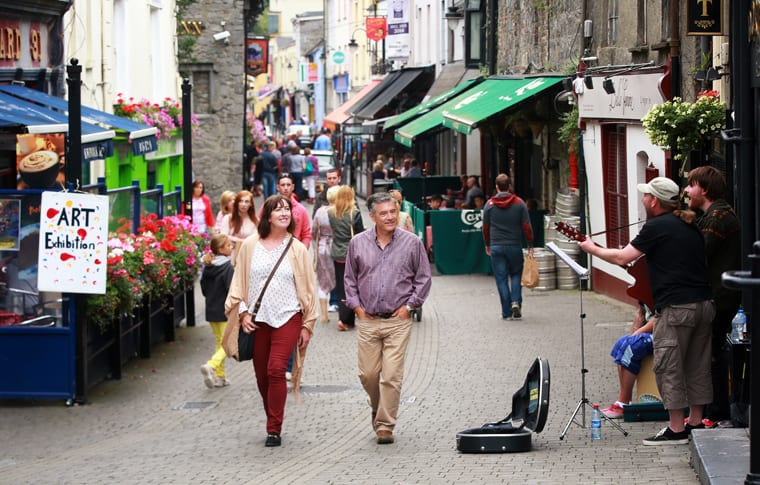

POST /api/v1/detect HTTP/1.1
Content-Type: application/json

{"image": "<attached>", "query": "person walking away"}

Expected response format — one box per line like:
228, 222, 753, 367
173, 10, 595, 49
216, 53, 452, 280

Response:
287, 144, 306, 201
579, 176, 715, 445
220, 190, 259, 261
313, 128, 332, 150
224, 194, 318, 447
482, 173, 534, 320
190, 180, 214, 234
243, 139, 259, 191
199, 234, 235, 388
303, 147, 319, 204
329, 185, 364, 331
685, 165, 741, 425
260, 141, 279, 199
312, 167, 341, 313
214, 190, 236, 234
344, 192, 432, 444
312, 185, 339, 323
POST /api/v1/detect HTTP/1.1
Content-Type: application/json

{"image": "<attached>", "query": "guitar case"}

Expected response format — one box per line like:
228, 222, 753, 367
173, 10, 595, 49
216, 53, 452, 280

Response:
456, 357, 550, 453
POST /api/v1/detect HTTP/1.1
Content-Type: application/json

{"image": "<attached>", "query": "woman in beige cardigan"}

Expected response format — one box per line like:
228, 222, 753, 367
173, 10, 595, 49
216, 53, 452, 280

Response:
224, 194, 318, 447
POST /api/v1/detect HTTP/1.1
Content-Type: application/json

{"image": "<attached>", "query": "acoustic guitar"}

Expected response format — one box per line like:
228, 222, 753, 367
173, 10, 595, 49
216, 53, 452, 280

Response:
555, 221, 654, 310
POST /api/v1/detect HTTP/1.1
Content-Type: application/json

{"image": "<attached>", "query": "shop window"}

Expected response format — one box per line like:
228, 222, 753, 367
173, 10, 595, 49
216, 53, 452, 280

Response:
0, 195, 63, 326
465, 0, 483, 68
601, 124, 629, 249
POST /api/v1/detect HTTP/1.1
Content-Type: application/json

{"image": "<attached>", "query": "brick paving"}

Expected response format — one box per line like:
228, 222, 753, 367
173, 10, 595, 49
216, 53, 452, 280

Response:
0, 271, 702, 484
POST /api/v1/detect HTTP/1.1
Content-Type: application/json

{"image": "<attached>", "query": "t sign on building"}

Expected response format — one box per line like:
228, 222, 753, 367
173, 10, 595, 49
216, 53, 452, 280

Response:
332, 51, 345, 64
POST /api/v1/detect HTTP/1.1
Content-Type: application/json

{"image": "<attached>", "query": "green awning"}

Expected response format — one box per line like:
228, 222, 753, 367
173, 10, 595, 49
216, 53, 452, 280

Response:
441, 77, 564, 135
383, 77, 483, 131
394, 80, 487, 147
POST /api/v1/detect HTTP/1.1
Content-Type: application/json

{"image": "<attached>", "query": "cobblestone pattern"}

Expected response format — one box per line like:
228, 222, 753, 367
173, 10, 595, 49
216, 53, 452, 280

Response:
0, 275, 701, 484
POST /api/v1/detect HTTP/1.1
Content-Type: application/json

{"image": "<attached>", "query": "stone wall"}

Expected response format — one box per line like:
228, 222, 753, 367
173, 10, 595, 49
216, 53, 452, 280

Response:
497, 0, 582, 74
180, 0, 247, 213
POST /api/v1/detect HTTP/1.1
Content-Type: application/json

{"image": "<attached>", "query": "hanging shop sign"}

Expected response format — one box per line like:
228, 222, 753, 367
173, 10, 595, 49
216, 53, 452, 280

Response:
687, 0, 723, 35
578, 72, 666, 121
387, 0, 410, 60
245, 37, 269, 76
37, 191, 109, 294
366, 17, 388, 42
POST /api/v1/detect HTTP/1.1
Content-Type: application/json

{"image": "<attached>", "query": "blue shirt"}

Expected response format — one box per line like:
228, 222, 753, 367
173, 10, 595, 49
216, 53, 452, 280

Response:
314, 134, 331, 150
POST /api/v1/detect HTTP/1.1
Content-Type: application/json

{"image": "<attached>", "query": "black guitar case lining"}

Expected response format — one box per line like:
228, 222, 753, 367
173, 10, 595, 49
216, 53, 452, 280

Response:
456, 357, 550, 453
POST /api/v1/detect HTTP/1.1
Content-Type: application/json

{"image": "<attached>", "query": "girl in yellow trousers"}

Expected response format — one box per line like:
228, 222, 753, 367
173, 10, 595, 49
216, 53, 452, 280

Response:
200, 234, 235, 388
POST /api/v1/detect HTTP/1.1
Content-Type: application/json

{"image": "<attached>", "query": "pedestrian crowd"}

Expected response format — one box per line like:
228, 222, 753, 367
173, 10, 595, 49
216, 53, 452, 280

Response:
190, 129, 742, 452
187, 128, 432, 446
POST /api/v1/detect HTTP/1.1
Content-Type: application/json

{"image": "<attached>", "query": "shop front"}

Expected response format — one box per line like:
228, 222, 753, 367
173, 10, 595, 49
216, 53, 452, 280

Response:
348, 66, 436, 197
576, 68, 668, 304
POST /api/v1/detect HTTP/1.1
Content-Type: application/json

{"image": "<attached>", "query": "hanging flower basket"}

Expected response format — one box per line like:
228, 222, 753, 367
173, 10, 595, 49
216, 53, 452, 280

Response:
641, 90, 726, 161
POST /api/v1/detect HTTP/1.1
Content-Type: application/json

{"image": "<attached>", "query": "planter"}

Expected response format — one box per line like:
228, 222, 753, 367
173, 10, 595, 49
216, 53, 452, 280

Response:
143, 294, 175, 348
172, 287, 186, 327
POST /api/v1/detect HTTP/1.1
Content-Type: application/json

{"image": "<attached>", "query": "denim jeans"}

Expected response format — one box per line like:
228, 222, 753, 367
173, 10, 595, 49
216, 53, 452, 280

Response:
262, 172, 277, 199
489, 244, 524, 318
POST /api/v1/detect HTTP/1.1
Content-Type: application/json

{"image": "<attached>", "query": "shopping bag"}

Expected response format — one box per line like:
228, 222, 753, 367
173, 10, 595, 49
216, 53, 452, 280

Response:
521, 254, 539, 288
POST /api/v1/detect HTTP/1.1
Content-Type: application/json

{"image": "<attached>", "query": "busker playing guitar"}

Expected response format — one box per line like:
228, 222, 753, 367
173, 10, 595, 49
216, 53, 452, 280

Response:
578, 177, 715, 445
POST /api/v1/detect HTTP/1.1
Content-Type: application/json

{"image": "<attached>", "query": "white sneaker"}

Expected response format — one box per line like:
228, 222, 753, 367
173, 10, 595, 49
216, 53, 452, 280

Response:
214, 377, 231, 387
285, 371, 293, 381
200, 364, 215, 389
328, 304, 339, 312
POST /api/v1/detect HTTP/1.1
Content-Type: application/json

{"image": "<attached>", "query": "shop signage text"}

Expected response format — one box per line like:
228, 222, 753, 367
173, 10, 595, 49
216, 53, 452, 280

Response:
687, 0, 723, 35
38, 192, 109, 294
0, 20, 47, 67
578, 72, 666, 121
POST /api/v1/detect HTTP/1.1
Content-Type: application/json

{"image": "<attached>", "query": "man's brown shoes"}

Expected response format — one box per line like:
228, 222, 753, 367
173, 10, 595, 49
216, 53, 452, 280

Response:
376, 429, 394, 444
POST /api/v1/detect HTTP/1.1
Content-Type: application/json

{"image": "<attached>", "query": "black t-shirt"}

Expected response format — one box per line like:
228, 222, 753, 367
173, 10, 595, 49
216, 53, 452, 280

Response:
631, 213, 712, 310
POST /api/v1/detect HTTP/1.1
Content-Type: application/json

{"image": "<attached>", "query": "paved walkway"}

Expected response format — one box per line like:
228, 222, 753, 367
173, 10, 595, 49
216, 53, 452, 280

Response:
0, 271, 706, 484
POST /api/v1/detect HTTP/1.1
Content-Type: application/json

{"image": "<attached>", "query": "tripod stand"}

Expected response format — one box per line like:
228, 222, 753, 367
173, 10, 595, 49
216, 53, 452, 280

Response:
545, 242, 628, 440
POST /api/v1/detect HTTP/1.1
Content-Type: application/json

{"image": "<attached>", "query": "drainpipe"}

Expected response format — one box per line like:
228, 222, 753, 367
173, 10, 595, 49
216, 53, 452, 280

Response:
668, 0, 681, 180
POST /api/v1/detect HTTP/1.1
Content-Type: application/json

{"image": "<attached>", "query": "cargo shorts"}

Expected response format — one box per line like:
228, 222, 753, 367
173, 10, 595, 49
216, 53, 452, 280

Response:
652, 300, 716, 410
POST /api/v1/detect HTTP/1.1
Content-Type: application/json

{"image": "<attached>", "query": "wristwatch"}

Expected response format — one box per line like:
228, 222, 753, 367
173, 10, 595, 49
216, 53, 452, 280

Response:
405, 304, 414, 312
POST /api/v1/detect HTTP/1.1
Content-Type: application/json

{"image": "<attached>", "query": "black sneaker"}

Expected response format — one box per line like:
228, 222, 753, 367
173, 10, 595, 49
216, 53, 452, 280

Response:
642, 426, 689, 445
265, 433, 281, 447
685, 422, 705, 435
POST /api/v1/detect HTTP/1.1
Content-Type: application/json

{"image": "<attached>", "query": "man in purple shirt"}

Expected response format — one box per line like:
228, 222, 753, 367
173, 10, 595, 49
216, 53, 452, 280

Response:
344, 192, 432, 445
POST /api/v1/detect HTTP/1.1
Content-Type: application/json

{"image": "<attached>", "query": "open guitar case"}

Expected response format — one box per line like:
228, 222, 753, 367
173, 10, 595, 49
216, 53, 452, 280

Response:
456, 357, 550, 453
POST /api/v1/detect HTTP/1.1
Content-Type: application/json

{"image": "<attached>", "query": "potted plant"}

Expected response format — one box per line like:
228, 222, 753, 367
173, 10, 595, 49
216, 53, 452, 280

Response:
85, 214, 207, 333
642, 90, 726, 162
114, 94, 200, 140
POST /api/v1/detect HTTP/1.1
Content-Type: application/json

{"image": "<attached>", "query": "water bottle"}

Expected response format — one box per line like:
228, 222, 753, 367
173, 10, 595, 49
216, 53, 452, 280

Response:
591, 403, 602, 440
731, 309, 746, 343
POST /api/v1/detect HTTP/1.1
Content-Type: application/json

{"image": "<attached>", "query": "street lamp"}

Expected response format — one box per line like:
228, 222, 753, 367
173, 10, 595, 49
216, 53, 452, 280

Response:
348, 28, 366, 52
